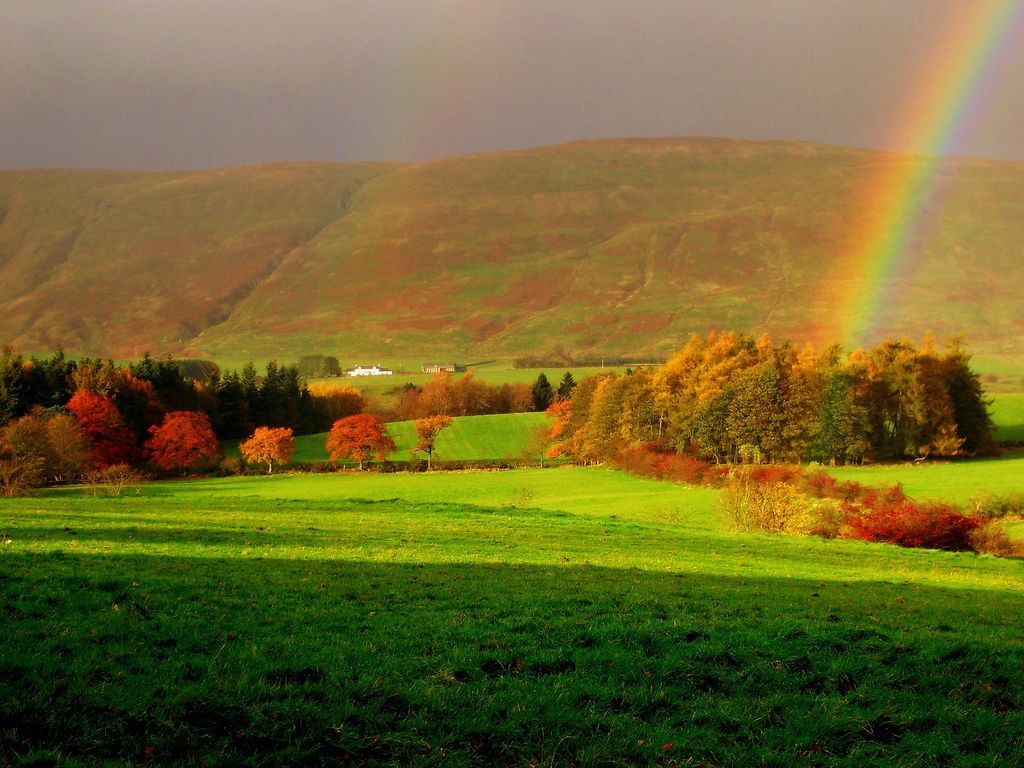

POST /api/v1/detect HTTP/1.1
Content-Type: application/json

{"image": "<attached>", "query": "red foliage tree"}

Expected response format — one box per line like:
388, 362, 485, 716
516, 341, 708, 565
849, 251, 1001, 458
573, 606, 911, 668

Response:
145, 411, 222, 472
66, 389, 139, 468
326, 414, 395, 470
240, 426, 294, 474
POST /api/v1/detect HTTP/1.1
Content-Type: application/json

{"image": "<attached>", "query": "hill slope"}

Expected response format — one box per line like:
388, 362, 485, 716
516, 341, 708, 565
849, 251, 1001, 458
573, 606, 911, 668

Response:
2, 139, 1022, 359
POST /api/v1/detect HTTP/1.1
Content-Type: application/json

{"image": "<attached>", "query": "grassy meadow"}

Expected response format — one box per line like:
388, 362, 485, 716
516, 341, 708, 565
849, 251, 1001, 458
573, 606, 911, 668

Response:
826, 451, 1024, 506
4, 463, 1024, 766
990, 392, 1024, 443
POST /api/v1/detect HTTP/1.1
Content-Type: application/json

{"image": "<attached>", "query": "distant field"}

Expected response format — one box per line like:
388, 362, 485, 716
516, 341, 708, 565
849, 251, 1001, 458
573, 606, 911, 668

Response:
4, 467, 1024, 765
827, 450, 1024, 505
973, 354, 1024, 392
991, 392, 1024, 443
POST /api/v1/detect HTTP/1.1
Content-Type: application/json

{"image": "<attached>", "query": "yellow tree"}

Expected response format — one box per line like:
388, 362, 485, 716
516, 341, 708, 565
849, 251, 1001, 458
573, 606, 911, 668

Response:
240, 426, 294, 474
414, 415, 452, 469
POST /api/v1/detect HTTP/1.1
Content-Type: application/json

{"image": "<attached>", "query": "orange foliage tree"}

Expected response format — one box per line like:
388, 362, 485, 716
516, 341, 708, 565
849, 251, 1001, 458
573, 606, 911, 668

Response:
66, 390, 139, 468
414, 415, 452, 469
240, 426, 294, 474
145, 411, 222, 472
326, 414, 395, 469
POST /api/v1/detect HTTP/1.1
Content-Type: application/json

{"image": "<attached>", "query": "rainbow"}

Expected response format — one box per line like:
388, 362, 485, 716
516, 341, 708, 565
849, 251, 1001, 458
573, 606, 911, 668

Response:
839, 0, 1023, 348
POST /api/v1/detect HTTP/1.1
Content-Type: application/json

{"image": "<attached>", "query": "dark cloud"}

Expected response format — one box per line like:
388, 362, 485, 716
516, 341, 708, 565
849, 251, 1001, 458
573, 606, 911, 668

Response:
2, 0, 1022, 169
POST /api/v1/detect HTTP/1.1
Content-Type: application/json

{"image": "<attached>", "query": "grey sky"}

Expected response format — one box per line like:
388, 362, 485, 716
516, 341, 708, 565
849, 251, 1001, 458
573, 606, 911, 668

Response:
3, 0, 1023, 170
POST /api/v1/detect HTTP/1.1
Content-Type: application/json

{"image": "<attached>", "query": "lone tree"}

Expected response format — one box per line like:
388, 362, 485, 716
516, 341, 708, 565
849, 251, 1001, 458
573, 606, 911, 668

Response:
145, 411, 222, 473
414, 415, 452, 469
326, 414, 395, 469
240, 426, 294, 474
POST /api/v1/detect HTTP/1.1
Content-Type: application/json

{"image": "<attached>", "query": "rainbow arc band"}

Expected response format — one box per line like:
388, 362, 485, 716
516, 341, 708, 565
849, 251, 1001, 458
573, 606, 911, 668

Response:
839, 0, 1022, 348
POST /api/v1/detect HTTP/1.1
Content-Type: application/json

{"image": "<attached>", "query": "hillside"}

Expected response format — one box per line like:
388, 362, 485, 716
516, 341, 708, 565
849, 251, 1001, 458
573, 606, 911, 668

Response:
2, 139, 1023, 359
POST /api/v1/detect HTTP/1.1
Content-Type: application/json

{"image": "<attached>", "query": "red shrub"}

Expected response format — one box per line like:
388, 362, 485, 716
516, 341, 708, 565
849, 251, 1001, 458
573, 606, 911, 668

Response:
749, 465, 799, 485
842, 489, 983, 551
612, 445, 725, 487
836, 480, 867, 502
802, 471, 839, 498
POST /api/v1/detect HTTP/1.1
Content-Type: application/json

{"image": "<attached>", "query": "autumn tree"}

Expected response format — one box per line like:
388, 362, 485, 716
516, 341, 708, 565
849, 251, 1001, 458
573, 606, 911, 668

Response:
145, 411, 222, 472
0, 414, 47, 494
543, 399, 573, 459
814, 366, 869, 465
451, 371, 489, 416
938, 340, 994, 455
240, 426, 294, 474
43, 413, 90, 481
414, 415, 452, 469
326, 414, 395, 469
66, 389, 139, 467
419, 372, 455, 417
523, 422, 554, 467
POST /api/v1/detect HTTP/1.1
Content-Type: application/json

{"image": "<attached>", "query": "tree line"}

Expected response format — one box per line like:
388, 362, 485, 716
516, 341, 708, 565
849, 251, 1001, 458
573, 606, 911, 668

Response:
548, 332, 993, 465
0, 348, 365, 492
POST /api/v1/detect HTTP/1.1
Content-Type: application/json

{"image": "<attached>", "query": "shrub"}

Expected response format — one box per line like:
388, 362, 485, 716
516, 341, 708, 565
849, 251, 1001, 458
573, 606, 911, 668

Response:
611, 444, 724, 487
0, 450, 45, 497
218, 456, 246, 476
719, 471, 817, 534
968, 521, 1024, 558
802, 471, 837, 498
842, 490, 983, 551
85, 463, 144, 496
967, 492, 1024, 519
748, 465, 799, 485
808, 498, 845, 539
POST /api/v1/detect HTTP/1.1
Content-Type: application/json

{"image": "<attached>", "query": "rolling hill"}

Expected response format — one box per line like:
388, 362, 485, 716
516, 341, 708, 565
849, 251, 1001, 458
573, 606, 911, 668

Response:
2, 138, 1022, 360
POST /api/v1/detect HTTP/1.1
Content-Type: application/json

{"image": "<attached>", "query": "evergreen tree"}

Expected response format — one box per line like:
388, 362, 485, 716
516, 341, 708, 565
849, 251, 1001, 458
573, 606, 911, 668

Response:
556, 371, 577, 400
215, 371, 252, 438
531, 373, 553, 411
0, 347, 27, 425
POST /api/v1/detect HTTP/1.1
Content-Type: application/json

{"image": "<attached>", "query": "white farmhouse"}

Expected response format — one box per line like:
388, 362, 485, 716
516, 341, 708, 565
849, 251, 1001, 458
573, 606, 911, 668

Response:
348, 364, 394, 377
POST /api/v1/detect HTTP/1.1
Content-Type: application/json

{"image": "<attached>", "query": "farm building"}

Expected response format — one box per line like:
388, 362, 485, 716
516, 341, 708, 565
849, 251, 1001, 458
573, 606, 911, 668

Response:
347, 365, 394, 377
422, 362, 466, 373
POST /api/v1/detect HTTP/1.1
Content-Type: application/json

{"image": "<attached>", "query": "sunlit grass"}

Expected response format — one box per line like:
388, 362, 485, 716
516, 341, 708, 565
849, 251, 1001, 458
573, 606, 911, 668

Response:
3, 467, 1024, 765
827, 450, 1024, 505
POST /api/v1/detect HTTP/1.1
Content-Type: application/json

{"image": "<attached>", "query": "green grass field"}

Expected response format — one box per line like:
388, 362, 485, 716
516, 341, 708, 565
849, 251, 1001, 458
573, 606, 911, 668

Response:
4, 466, 1024, 766
991, 392, 1024, 443
826, 450, 1024, 505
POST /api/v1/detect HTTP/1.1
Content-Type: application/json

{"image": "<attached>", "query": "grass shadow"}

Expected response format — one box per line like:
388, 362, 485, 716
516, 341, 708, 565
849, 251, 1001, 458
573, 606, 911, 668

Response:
2, 550, 1024, 766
